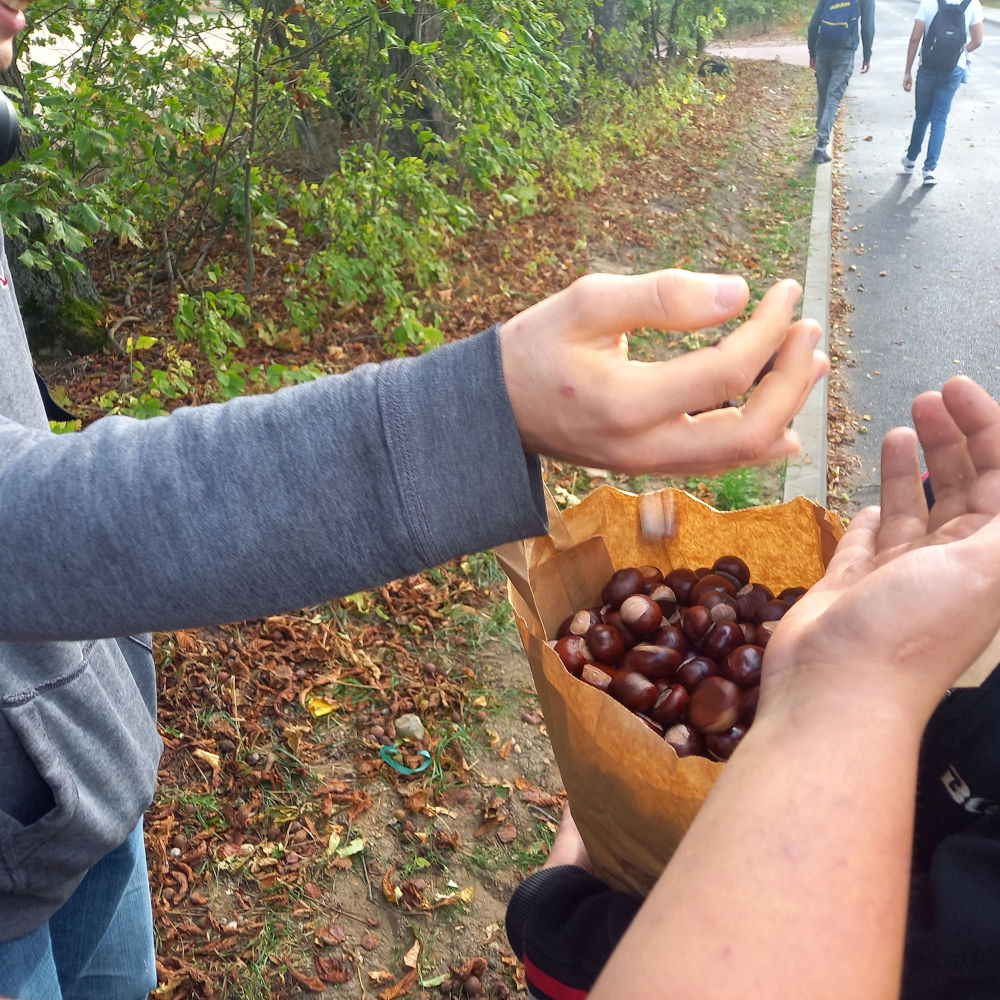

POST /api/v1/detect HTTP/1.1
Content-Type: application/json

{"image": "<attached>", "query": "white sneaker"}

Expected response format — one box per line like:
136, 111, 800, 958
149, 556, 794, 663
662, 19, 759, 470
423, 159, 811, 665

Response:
923, 169, 937, 186
901, 153, 917, 173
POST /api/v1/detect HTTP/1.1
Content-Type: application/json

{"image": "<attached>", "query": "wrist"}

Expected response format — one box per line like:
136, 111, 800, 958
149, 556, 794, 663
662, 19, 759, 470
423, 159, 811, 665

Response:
754, 672, 929, 759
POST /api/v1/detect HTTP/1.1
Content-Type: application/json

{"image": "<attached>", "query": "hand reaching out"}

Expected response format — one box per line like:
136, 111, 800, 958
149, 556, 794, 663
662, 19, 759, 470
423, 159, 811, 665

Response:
762, 375, 1000, 725
498, 271, 827, 476
588, 376, 1000, 1000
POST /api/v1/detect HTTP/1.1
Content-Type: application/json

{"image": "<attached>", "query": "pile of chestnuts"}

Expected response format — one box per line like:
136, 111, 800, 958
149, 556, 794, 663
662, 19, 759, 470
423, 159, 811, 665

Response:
549, 555, 807, 762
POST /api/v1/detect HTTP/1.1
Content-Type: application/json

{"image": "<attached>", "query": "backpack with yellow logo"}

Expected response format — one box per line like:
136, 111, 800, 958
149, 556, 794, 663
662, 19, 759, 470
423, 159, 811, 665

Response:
817, 0, 860, 44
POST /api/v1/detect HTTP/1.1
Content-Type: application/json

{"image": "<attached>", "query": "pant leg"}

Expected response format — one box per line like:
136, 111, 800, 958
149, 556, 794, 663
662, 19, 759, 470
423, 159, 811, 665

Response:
48, 821, 157, 1000
815, 52, 832, 133
815, 47, 856, 147
0, 924, 64, 1000
923, 66, 964, 171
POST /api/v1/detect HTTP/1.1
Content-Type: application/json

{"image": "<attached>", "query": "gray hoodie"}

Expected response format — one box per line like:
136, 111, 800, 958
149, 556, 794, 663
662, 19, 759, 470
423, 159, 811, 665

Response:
0, 232, 547, 939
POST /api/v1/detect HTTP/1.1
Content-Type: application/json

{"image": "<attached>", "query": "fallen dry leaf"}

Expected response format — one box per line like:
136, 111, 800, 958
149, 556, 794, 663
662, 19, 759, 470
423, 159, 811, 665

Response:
378, 968, 419, 1000
403, 938, 420, 968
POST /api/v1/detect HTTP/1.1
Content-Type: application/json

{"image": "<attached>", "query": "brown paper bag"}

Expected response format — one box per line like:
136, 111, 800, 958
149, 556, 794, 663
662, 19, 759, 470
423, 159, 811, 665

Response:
495, 485, 845, 896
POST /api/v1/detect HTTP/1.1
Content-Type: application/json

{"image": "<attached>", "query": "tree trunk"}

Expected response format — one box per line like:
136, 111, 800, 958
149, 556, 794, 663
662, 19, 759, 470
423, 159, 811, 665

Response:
666, 0, 682, 58
268, 0, 341, 179
380, 3, 448, 160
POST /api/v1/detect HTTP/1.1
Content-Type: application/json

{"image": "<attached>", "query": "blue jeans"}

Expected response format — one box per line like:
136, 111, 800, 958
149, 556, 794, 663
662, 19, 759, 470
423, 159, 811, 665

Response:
815, 46, 856, 147
907, 64, 964, 172
0, 822, 156, 1000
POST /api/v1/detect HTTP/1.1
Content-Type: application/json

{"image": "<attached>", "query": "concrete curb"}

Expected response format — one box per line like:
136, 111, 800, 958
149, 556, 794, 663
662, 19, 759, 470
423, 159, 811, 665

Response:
783, 159, 832, 506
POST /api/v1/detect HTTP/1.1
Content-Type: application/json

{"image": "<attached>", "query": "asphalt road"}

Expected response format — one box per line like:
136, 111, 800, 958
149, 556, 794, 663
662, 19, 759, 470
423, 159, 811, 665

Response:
836, 0, 1000, 510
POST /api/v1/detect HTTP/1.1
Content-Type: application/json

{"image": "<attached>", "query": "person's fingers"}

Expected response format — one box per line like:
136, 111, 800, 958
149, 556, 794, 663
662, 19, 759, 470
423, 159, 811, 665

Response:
809, 504, 881, 591
911, 388, 976, 530
506, 269, 752, 345
738, 319, 827, 439
613, 279, 804, 419
588, 321, 824, 475
939, 377, 1000, 510
876, 427, 928, 551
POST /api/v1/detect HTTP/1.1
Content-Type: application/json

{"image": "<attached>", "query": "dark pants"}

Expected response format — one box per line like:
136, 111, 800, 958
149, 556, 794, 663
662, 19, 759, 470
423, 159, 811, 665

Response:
815, 46, 856, 147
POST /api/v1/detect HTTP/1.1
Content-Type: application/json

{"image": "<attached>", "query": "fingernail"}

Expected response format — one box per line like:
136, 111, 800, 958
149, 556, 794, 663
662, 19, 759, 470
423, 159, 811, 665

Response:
714, 275, 747, 310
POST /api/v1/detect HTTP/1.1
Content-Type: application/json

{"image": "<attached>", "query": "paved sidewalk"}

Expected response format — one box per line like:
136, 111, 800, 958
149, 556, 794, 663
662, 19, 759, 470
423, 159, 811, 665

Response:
705, 37, 810, 68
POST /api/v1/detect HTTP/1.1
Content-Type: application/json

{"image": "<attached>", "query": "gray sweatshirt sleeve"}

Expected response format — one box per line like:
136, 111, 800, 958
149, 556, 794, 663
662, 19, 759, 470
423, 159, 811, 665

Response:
861, 0, 875, 62
0, 325, 548, 641
807, 0, 822, 57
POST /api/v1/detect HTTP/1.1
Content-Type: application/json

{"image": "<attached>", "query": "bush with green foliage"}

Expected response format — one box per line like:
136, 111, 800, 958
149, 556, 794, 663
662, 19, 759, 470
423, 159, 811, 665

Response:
0, 0, 764, 377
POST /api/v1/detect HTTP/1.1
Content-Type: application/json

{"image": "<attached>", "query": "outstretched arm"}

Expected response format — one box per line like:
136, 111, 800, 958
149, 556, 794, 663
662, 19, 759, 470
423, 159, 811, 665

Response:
500, 272, 825, 475
591, 375, 1000, 1000
904, 21, 924, 90
968, 20, 984, 53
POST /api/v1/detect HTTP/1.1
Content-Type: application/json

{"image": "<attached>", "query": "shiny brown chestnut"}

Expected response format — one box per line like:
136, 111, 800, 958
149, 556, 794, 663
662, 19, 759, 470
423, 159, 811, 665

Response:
705, 723, 747, 761
663, 567, 698, 604
603, 610, 640, 649
647, 624, 690, 658
739, 685, 760, 725
701, 591, 739, 622
777, 586, 807, 605
663, 722, 705, 759
687, 676, 743, 733
690, 572, 738, 604
650, 682, 689, 726
585, 623, 625, 665
755, 620, 778, 649
601, 567, 646, 608
736, 582, 774, 621
754, 599, 792, 625
553, 635, 593, 676
673, 655, 718, 692
647, 584, 678, 619
622, 643, 683, 681
579, 663, 615, 692
712, 555, 751, 589
619, 593, 663, 635
637, 565, 665, 593
557, 607, 602, 639
680, 605, 714, 645
721, 644, 764, 688
700, 621, 745, 663
607, 668, 659, 713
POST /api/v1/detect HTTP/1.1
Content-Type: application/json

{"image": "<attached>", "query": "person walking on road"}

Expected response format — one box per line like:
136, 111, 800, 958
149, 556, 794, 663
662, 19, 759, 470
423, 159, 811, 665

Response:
808, 0, 876, 164
902, 0, 984, 186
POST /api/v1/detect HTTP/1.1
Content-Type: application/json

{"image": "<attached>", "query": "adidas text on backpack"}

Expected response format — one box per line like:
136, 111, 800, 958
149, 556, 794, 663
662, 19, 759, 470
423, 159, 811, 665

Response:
817, 0, 860, 44
922, 0, 973, 72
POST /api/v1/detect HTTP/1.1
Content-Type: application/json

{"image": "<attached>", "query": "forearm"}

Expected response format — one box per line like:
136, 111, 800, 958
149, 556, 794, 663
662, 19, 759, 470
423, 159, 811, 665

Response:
0, 327, 546, 640
591, 703, 923, 1000
905, 36, 920, 74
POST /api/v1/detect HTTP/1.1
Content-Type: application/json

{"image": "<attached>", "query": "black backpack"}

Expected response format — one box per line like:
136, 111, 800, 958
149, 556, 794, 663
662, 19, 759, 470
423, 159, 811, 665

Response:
817, 0, 860, 44
922, 0, 973, 72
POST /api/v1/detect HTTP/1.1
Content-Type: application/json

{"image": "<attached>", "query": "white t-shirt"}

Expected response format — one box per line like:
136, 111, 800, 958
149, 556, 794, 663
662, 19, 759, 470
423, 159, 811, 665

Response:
915, 0, 985, 33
